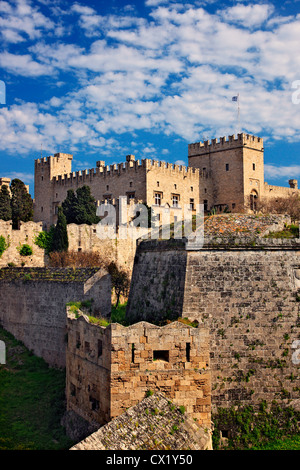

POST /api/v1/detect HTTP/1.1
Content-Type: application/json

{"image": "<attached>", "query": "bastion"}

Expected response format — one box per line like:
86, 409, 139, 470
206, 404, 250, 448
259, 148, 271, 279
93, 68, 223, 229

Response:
126, 236, 300, 410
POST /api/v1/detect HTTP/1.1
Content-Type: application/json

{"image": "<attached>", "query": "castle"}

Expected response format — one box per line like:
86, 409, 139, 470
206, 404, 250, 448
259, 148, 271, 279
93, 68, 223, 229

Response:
33, 133, 300, 229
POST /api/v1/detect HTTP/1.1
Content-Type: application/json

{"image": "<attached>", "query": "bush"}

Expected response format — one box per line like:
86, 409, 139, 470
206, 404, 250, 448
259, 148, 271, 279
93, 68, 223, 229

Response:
18, 244, 33, 257
34, 228, 55, 255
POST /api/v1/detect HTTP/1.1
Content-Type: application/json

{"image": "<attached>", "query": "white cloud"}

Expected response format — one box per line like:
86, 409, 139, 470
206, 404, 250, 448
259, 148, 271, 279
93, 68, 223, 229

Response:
218, 4, 275, 28
0, 52, 52, 76
264, 164, 300, 180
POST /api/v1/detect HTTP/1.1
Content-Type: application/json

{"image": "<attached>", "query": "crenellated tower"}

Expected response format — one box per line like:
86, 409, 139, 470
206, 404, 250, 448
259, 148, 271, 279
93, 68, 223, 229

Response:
188, 133, 264, 212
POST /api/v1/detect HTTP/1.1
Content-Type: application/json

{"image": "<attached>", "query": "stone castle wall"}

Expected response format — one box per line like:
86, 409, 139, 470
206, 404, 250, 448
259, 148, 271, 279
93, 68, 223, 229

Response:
0, 220, 46, 267
0, 267, 111, 368
66, 313, 211, 429
126, 238, 300, 410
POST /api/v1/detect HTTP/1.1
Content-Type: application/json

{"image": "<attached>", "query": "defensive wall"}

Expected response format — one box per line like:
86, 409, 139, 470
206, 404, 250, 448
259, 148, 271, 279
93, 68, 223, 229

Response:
126, 236, 300, 410
66, 311, 211, 432
0, 267, 111, 368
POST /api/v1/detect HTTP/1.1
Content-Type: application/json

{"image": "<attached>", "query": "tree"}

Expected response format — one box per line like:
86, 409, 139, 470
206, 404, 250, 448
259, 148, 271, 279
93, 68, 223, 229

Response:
107, 261, 130, 307
10, 179, 33, 229
52, 207, 68, 252
62, 186, 100, 225
0, 185, 12, 221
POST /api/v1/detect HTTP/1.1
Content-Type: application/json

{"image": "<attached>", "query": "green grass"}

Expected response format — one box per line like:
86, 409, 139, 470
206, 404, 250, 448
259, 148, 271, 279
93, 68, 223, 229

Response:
264, 224, 299, 239
251, 434, 300, 450
0, 327, 74, 450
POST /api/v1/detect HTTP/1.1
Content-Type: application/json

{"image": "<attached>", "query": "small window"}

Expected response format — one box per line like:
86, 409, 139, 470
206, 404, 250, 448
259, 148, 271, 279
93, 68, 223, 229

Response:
253, 163, 256, 171
174, 183, 177, 190
204, 188, 207, 193
157, 181, 160, 187
41, 206, 43, 212
204, 199, 208, 211
190, 198, 194, 210
226, 164, 229, 171
41, 176, 43, 181
232, 203, 236, 209
186, 343, 191, 362
90, 396, 99, 411
130, 181, 133, 187
153, 350, 169, 362
191, 186, 193, 192
106, 185, 109, 191
131, 343, 135, 363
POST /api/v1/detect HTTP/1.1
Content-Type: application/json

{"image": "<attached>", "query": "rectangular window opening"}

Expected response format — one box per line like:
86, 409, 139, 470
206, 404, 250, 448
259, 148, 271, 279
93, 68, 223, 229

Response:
186, 343, 191, 362
153, 350, 169, 362
131, 343, 135, 363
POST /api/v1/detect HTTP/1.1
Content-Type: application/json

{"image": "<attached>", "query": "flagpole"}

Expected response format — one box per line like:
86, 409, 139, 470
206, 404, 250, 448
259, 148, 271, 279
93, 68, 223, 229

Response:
237, 93, 240, 134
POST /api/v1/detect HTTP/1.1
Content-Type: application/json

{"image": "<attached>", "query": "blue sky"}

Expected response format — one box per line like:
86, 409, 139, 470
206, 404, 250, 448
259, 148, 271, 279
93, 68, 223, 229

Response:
1, 0, 300, 196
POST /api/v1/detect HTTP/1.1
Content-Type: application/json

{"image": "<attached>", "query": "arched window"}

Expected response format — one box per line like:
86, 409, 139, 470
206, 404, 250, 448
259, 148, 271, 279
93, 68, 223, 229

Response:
250, 190, 258, 211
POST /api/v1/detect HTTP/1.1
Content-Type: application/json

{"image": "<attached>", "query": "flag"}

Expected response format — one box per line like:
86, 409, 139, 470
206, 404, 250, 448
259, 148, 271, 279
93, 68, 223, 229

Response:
232, 96, 238, 102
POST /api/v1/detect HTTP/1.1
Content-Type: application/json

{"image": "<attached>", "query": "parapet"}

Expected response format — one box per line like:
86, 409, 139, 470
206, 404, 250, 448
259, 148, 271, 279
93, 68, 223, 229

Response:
188, 133, 264, 157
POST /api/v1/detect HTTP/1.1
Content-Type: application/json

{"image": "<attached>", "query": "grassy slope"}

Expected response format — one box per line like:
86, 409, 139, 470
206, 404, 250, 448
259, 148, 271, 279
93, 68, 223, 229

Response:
0, 327, 74, 450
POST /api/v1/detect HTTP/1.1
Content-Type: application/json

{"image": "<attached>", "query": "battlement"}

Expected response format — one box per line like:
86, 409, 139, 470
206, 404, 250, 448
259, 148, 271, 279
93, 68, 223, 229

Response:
188, 133, 264, 157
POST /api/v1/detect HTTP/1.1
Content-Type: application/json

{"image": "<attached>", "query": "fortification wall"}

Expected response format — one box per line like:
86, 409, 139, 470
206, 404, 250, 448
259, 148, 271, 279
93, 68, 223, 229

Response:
0, 220, 46, 267
0, 267, 111, 368
126, 238, 300, 410
66, 312, 211, 429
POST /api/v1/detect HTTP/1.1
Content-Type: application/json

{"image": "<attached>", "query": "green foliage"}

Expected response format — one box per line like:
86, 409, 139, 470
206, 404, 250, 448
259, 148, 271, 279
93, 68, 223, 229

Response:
0, 185, 12, 221
0, 327, 74, 450
62, 186, 100, 225
111, 302, 128, 324
18, 244, 33, 256
212, 403, 300, 450
0, 235, 8, 257
34, 227, 55, 255
52, 207, 68, 252
107, 261, 130, 307
264, 224, 299, 239
10, 179, 33, 229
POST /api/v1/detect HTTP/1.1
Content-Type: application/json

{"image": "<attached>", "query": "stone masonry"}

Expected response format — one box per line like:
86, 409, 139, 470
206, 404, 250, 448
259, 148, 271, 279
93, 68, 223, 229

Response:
33, 133, 300, 229
126, 237, 300, 410
66, 311, 211, 432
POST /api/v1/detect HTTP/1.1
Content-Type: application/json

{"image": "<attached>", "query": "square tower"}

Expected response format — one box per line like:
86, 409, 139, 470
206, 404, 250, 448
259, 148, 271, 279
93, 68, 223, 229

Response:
188, 133, 264, 212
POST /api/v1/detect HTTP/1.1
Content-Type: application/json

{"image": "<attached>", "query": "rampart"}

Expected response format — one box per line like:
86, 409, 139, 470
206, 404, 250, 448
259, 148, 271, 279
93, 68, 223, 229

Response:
126, 237, 300, 410
0, 267, 111, 368
66, 312, 211, 431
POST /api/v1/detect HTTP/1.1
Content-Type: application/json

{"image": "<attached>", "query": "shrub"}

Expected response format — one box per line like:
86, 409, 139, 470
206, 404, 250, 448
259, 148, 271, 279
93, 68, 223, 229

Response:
18, 244, 33, 257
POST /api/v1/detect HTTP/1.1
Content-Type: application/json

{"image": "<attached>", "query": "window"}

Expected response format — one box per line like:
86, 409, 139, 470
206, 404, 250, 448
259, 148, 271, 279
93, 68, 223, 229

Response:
204, 188, 207, 193
131, 343, 135, 363
41, 176, 43, 181
191, 186, 193, 192
155, 192, 162, 206
84, 341, 90, 353
226, 163, 229, 171
90, 396, 99, 411
106, 185, 109, 191
190, 198, 194, 210
203, 199, 208, 211
157, 181, 160, 187
172, 194, 179, 207
41, 207, 43, 213
130, 181, 133, 187
174, 183, 177, 190
186, 343, 191, 362
127, 192, 135, 203
153, 350, 169, 362
232, 203, 236, 209
253, 163, 256, 171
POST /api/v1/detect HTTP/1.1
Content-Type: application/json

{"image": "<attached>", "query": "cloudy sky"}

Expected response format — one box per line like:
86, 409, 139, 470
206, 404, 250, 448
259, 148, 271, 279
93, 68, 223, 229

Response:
1, 0, 300, 195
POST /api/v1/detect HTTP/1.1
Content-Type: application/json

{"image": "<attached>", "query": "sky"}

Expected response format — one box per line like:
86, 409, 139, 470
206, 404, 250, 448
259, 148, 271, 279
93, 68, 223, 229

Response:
1, 0, 300, 196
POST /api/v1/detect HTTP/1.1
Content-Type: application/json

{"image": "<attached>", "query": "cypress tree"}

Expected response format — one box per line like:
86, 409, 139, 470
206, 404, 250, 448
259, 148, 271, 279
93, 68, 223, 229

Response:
52, 207, 68, 252
0, 185, 12, 221
10, 179, 33, 229
62, 186, 99, 225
